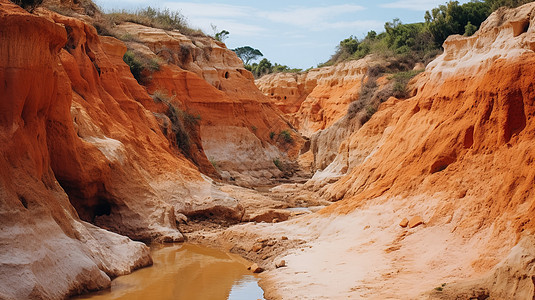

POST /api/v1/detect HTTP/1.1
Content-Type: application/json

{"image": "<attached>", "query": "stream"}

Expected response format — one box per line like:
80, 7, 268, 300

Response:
75, 243, 265, 300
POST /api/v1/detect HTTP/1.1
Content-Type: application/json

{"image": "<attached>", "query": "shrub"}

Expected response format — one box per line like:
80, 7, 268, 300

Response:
388, 69, 424, 98
269, 131, 275, 140
273, 158, 283, 171
278, 130, 294, 144
123, 51, 144, 82
151, 91, 200, 155
123, 50, 160, 84
209, 157, 219, 170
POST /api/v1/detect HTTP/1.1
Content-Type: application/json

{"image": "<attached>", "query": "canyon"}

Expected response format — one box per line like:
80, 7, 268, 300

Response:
1, 0, 534, 299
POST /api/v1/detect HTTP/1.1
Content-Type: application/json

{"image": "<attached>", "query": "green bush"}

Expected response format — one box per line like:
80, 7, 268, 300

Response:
269, 131, 275, 140
388, 69, 424, 98
278, 130, 294, 144
273, 158, 283, 171
123, 50, 160, 84
123, 51, 144, 82
152, 91, 200, 155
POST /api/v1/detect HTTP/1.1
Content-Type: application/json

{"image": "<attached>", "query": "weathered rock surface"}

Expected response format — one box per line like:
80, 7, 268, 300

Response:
256, 57, 375, 137
240, 3, 535, 299
114, 23, 304, 186
408, 216, 424, 228
1, 1, 296, 298
0, 2, 152, 298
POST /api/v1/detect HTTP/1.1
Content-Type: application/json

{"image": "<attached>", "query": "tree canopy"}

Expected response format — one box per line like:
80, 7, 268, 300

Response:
232, 46, 263, 65
322, 0, 534, 67
215, 30, 229, 42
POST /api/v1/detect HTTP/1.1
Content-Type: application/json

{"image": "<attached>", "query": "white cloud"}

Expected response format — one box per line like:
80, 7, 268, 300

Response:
162, 2, 250, 18
380, 0, 446, 11
193, 18, 267, 36
261, 5, 366, 28
155, 3, 373, 36
321, 20, 384, 31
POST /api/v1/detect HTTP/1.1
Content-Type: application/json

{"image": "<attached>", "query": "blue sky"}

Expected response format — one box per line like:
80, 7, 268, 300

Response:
94, 0, 469, 69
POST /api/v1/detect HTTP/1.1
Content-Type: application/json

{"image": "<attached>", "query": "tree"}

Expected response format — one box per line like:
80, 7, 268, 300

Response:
464, 21, 478, 36
254, 58, 272, 77
425, 1, 491, 46
210, 24, 229, 42
215, 30, 229, 42
366, 30, 377, 40
232, 46, 263, 65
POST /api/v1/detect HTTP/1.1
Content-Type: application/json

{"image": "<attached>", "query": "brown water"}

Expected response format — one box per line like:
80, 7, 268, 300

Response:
75, 243, 264, 300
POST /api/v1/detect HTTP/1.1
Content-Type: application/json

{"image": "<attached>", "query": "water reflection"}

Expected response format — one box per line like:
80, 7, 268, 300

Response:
75, 243, 264, 300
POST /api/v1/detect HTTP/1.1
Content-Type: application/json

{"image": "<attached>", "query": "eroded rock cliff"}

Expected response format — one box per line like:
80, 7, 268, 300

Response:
256, 57, 375, 137
246, 3, 535, 299
0, 2, 152, 298
0, 0, 303, 298
113, 23, 304, 186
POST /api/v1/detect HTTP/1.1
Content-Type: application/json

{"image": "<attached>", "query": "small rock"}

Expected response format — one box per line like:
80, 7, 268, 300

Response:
251, 243, 263, 252
261, 254, 270, 260
175, 213, 188, 225
257, 238, 268, 243
399, 218, 409, 228
266, 239, 276, 246
275, 260, 286, 268
409, 216, 424, 228
281, 236, 288, 240
250, 263, 264, 273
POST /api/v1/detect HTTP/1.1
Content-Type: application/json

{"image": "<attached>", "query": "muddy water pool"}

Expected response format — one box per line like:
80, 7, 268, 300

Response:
75, 243, 264, 300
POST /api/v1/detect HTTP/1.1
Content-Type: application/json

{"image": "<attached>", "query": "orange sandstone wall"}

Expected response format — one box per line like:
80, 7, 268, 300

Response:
0, 2, 152, 299
316, 4, 535, 296
115, 23, 304, 186
256, 57, 376, 136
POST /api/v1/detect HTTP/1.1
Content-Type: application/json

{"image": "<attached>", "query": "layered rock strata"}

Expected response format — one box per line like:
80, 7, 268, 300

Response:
0, 0, 297, 297
249, 3, 535, 299
114, 23, 304, 186
256, 57, 376, 137
0, 2, 152, 298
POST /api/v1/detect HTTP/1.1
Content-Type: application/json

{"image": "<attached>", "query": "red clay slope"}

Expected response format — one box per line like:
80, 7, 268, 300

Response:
317, 3, 535, 297
0, 2, 153, 299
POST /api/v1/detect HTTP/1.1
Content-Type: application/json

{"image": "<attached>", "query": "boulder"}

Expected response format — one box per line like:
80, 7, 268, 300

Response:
276, 260, 286, 268
250, 263, 264, 273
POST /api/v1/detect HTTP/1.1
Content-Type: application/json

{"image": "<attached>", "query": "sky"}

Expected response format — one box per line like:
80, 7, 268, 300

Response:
94, 0, 469, 69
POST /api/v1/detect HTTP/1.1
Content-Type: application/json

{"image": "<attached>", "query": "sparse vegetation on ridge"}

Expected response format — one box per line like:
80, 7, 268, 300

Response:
323, 0, 532, 124
123, 50, 160, 84
323, 0, 533, 68
104, 7, 202, 36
